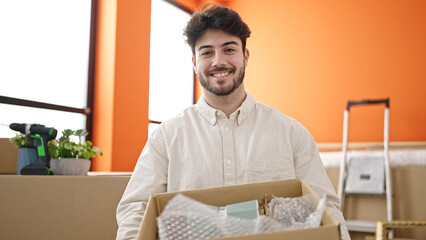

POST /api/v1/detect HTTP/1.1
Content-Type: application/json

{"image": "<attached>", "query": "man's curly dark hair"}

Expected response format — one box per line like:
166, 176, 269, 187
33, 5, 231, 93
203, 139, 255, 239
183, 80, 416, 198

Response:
183, 4, 251, 56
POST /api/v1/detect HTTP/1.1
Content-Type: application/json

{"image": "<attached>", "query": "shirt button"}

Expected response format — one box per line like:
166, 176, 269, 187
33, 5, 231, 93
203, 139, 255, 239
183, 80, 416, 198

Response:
226, 160, 232, 165
225, 127, 230, 132
210, 118, 215, 123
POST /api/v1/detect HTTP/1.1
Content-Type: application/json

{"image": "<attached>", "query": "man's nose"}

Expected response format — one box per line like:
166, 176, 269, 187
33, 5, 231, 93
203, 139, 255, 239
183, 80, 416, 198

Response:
212, 52, 226, 67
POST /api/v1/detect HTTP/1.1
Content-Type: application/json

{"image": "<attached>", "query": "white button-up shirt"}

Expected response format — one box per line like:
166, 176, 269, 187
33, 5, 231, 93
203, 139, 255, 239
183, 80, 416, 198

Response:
116, 92, 349, 240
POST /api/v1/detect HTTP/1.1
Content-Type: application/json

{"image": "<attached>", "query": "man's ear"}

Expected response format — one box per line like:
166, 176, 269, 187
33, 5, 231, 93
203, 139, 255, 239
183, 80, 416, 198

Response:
244, 48, 250, 67
192, 56, 196, 71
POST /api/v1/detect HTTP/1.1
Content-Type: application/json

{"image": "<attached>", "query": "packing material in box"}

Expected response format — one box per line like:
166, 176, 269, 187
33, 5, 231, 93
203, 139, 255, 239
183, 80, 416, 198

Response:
137, 179, 341, 240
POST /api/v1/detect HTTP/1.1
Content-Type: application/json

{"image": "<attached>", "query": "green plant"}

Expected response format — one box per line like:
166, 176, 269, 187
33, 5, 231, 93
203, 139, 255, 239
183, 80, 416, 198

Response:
9, 133, 32, 148
48, 129, 102, 160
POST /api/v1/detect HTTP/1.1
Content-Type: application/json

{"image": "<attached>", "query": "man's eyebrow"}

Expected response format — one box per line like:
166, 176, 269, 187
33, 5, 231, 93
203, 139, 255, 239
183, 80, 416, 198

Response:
197, 45, 212, 52
222, 41, 239, 47
197, 41, 240, 52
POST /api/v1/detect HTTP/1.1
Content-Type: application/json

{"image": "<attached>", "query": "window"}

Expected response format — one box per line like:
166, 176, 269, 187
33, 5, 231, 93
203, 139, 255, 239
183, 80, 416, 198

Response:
148, 0, 194, 135
0, 0, 95, 138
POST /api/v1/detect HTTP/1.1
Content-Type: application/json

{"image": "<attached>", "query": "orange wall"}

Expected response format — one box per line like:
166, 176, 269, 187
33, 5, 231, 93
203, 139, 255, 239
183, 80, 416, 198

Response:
93, 0, 426, 172
173, 0, 200, 11
227, 0, 426, 143
93, 0, 204, 171
92, 0, 116, 171
93, 0, 151, 171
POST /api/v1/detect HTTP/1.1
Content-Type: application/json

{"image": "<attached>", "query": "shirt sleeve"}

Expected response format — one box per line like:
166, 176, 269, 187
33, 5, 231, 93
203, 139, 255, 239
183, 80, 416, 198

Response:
292, 124, 351, 240
116, 128, 168, 240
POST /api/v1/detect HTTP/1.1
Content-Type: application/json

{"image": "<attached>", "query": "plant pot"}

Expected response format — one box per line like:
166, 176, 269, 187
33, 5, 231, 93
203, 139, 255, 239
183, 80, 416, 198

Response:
17, 148, 38, 175
50, 158, 91, 175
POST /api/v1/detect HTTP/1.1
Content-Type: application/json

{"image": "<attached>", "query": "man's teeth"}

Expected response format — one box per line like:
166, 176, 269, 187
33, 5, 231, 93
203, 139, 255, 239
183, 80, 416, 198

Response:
212, 72, 230, 77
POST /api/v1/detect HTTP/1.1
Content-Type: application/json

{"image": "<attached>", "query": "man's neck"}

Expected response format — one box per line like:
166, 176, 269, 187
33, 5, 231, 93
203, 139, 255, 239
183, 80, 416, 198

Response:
203, 85, 247, 118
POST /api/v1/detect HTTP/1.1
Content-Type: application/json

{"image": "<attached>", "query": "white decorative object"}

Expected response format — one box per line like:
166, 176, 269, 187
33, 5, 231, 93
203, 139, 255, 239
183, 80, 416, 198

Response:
50, 158, 91, 176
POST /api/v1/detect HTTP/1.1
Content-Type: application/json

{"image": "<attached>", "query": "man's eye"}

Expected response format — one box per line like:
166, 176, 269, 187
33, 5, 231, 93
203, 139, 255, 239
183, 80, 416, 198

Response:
225, 48, 235, 52
201, 51, 212, 56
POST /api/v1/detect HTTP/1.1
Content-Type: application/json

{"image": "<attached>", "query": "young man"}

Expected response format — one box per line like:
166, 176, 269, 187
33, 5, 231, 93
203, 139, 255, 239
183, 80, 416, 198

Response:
116, 4, 349, 240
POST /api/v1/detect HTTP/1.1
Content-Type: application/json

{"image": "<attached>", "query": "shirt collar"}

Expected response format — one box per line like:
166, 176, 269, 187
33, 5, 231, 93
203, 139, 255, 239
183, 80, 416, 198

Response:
196, 91, 256, 126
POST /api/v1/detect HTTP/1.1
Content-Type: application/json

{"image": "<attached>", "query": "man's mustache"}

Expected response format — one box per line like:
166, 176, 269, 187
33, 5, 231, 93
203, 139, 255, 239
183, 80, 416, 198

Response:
206, 67, 235, 75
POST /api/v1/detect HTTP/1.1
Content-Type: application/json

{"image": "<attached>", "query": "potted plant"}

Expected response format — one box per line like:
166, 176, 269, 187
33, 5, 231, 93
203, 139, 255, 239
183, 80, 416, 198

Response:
9, 133, 38, 174
48, 129, 102, 175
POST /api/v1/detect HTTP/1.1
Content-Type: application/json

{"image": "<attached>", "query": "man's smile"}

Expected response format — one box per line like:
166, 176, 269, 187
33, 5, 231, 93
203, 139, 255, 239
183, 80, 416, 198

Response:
207, 67, 235, 79
211, 71, 232, 78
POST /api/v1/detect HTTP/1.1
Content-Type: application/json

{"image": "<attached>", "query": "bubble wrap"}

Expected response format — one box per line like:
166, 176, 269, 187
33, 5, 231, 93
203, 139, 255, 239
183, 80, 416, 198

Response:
157, 193, 326, 240
269, 194, 326, 229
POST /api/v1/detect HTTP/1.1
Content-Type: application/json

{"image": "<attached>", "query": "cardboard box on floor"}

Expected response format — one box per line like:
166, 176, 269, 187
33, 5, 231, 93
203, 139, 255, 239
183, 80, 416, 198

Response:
0, 138, 18, 174
0, 175, 130, 240
325, 166, 426, 240
137, 179, 341, 240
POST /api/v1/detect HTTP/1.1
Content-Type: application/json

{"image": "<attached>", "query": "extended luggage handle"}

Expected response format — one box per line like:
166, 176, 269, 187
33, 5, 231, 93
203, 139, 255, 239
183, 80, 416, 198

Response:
346, 98, 389, 110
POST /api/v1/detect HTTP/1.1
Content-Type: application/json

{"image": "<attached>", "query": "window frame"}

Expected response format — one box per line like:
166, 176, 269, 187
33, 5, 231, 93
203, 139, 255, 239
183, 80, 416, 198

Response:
0, 0, 98, 141
148, 0, 195, 127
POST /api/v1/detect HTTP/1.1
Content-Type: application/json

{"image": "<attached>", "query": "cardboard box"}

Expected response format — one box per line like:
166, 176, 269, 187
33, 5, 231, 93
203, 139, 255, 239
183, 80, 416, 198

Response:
325, 166, 426, 240
0, 175, 130, 240
0, 138, 18, 174
137, 179, 341, 240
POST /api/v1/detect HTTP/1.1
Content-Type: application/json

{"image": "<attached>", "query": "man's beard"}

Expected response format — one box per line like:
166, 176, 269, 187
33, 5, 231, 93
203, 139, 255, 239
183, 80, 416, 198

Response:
197, 66, 245, 96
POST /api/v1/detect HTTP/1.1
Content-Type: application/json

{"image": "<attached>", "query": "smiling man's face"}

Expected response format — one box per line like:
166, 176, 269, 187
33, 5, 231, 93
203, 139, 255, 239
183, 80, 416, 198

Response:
193, 29, 249, 96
